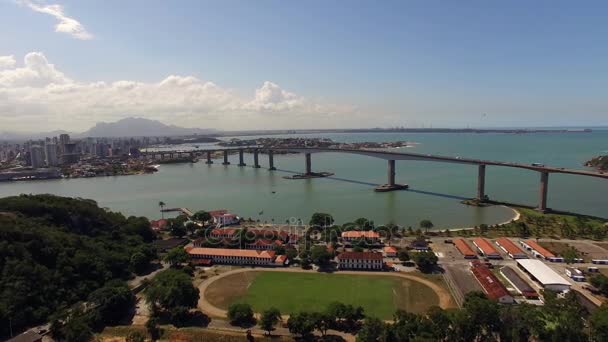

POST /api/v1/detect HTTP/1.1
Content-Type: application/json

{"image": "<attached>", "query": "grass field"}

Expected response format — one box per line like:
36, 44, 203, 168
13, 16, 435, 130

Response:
205, 271, 440, 319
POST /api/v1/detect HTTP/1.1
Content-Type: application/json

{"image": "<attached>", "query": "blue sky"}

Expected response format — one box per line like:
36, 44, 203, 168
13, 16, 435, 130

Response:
1, 0, 607, 131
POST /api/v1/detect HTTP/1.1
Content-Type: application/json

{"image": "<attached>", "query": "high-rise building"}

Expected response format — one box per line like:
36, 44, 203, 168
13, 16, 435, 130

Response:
30, 145, 45, 168
61, 143, 80, 164
45, 143, 58, 166
59, 134, 70, 154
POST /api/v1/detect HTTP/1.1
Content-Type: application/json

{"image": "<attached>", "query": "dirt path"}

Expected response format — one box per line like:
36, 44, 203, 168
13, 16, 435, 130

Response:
197, 268, 453, 318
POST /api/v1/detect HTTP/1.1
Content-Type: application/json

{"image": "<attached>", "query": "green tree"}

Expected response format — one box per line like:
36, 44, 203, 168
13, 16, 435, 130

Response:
397, 249, 410, 262
130, 251, 150, 274
88, 280, 135, 325
126, 331, 146, 342
163, 247, 189, 266
562, 246, 580, 264
145, 317, 161, 341
419, 219, 434, 233
309, 213, 334, 228
158, 201, 166, 219
590, 303, 608, 342
310, 245, 333, 266
227, 303, 255, 327
259, 307, 281, 335
357, 317, 387, 342
191, 210, 212, 223
287, 312, 316, 338
145, 269, 199, 313
412, 250, 438, 273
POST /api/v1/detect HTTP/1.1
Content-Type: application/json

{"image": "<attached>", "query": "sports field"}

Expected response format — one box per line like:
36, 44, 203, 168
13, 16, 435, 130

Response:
204, 271, 441, 319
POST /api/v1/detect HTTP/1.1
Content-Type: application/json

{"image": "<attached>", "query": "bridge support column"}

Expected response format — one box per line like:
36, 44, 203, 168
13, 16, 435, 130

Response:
388, 159, 395, 186
269, 150, 276, 170
374, 159, 407, 192
206, 151, 213, 164
477, 164, 486, 201
222, 150, 230, 165
238, 149, 246, 166
305, 153, 312, 175
253, 150, 260, 168
538, 171, 549, 213
160, 153, 165, 160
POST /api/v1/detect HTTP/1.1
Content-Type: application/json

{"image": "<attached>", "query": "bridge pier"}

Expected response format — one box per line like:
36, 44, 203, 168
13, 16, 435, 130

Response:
206, 151, 213, 164
305, 153, 312, 175
375, 159, 407, 192
160, 153, 165, 160
253, 150, 260, 168
269, 150, 276, 170
477, 164, 486, 201
238, 149, 246, 166
538, 171, 549, 212
222, 150, 230, 165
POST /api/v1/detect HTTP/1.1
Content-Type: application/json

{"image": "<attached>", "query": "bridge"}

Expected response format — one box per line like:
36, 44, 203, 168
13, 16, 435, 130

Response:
141, 146, 608, 213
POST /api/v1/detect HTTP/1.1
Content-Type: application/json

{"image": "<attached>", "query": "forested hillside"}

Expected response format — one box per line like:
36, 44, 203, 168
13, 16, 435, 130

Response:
0, 194, 156, 337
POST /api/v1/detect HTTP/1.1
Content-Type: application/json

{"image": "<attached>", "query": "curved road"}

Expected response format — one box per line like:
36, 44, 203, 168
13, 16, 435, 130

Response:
197, 267, 454, 318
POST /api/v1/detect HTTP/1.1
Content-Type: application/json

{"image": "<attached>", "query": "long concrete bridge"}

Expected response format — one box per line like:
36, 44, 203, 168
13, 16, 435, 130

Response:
141, 146, 608, 213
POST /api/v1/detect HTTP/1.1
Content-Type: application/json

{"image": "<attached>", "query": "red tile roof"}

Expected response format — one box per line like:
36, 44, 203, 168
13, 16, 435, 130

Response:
275, 255, 287, 264
208, 209, 228, 217
150, 219, 168, 229
473, 238, 500, 256
188, 247, 276, 259
337, 251, 383, 261
454, 238, 477, 257
495, 238, 526, 257
384, 246, 398, 253
341, 231, 380, 238
524, 240, 555, 258
210, 228, 239, 236
470, 261, 511, 300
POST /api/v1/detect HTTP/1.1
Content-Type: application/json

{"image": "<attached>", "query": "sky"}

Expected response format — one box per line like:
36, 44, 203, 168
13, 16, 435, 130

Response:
1, 0, 607, 132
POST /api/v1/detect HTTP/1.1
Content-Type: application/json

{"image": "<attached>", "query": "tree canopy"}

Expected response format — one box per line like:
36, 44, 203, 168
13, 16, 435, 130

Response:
309, 213, 334, 227
145, 268, 199, 313
0, 194, 156, 337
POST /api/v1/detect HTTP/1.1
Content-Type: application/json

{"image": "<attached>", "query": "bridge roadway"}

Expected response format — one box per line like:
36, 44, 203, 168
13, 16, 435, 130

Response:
141, 146, 607, 212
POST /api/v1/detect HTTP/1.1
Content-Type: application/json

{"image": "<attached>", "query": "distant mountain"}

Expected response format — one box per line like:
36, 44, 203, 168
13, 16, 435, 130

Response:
78, 117, 218, 138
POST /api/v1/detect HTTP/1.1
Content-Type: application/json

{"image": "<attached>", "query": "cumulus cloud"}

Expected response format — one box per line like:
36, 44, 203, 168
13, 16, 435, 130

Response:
18, 1, 93, 40
0, 56, 17, 70
0, 52, 354, 131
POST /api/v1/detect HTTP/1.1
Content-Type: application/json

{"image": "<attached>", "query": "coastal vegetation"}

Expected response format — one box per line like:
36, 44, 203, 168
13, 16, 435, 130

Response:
585, 155, 608, 171
0, 194, 157, 338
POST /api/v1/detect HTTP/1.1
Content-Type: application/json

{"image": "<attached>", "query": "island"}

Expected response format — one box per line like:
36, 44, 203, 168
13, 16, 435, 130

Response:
585, 155, 608, 171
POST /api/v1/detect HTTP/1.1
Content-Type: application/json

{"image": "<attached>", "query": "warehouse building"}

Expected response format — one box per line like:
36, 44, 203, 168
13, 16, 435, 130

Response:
519, 240, 564, 262
516, 259, 571, 292
495, 238, 528, 259
472, 238, 502, 259
470, 261, 514, 304
454, 238, 477, 259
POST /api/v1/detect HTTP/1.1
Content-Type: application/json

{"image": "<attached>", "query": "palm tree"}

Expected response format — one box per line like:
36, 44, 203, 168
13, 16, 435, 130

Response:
159, 201, 166, 219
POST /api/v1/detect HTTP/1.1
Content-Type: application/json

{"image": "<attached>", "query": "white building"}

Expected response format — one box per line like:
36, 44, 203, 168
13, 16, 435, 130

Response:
188, 247, 276, 265
30, 145, 45, 168
516, 259, 572, 292
45, 143, 58, 166
337, 251, 383, 270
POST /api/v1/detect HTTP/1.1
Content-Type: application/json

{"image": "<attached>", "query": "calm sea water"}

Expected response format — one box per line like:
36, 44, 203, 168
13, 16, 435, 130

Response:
1, 131, 606, 229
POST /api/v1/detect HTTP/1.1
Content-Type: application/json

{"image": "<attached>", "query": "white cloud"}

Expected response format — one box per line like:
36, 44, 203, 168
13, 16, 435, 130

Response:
0, 56, 17, 70
0, 52, 354, 131
18, 1, 93, 40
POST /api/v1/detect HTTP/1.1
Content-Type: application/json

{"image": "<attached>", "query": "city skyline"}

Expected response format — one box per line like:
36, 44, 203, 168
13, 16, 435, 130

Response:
1, 0, 608, 132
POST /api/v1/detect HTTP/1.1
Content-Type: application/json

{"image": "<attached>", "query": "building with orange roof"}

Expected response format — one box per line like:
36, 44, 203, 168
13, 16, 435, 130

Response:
188, 247, 276, 265
454, 238, 477, 259
210, 228, 239, 239
472, 238, 502, 259
495, 238, 528, 259
470, 261, 514, 304
246, 239, 284, 250
520, 240, 563, 262
384, 246, 398, 257
341, 230, 380, 242
275, 255, 288, 266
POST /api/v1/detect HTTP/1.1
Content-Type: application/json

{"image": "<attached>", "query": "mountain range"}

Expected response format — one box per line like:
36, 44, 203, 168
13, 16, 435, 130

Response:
0, 118, 218, 140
